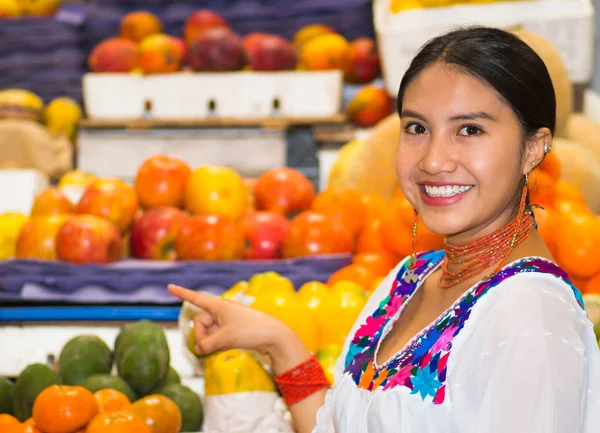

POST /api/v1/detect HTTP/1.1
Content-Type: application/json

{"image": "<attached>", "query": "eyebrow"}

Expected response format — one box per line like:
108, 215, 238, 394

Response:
400, 109, 497, 122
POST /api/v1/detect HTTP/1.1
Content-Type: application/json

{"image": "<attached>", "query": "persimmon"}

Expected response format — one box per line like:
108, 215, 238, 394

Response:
130, 395, 181, 433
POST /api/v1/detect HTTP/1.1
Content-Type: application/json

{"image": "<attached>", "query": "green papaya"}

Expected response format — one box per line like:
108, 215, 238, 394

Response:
82, 374, 137, 402
115, 320, 170, 396
154, 383, 203, 432
58, 335, 112, 386
12, 363, 60, 421
0, 377, 15, 414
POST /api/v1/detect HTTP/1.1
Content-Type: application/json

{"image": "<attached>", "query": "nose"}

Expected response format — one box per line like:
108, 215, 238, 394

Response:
418, 133, 456, 175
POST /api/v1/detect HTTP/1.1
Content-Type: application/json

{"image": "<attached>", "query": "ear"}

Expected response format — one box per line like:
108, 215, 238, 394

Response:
522, 127, 552, 175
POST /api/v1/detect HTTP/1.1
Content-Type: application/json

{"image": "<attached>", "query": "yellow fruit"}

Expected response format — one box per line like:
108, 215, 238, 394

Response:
389, 0, 425, 12
297, 281, 330, 310
300, 33, 349, 71
221, 280, 249, 301
416, 0, 451, 7
0, 88, 44, 122
204, 349, 276, 396
245, 272, 295, 298
565, 114, 600, 163
293, 24, 334, 48
44, 97, 82, 140
0, 0, 22, 17
328, 139, 363, 188
252, 291, 318, 352
0, 212, 28, 259
58, 170, 98, 189
316, 344, 343, 384
17, 0, 61, 15
318, 284, 367, 346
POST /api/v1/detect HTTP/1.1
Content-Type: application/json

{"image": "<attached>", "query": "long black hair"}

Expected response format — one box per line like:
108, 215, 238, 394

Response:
397, 26, 556, 139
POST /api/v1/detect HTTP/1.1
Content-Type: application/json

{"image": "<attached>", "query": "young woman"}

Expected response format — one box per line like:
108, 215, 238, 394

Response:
169, 26, 600, 433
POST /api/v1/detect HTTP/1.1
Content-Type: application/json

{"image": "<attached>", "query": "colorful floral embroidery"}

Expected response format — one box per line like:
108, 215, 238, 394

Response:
343, 250, 583, 405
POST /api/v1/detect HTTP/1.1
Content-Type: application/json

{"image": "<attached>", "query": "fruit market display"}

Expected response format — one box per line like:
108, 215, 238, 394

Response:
0, 0, 60, 18
4, 155, 416, 272
0, 320, 203, 433
0, 89, 82, 141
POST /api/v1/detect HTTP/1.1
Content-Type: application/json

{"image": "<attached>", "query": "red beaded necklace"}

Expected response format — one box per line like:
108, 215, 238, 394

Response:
437, 182, 534, 289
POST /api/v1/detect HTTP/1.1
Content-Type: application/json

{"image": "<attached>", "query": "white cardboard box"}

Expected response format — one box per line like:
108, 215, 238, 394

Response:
83, 71, 343, 120
374, 0, 595, 96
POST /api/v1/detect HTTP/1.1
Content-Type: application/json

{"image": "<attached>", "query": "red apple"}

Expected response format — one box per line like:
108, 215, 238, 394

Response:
77, 178, 139, 232
30, 187, 75, 217
344, 37, 380, 84
172, 37, 189, 66
16, 215, 70, 260
243, 211, 290, 260
56, 215, 122, 264
130, 207, 186, 260
175, 214, 244, 261
243, 33, 297, 71
134, 155, 192, 209
184, 9, 228, 45
188, 27, 247, 72
254, 168, 315, 217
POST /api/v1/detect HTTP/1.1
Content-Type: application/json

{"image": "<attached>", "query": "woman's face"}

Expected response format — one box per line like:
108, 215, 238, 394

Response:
396, 62, 544, 244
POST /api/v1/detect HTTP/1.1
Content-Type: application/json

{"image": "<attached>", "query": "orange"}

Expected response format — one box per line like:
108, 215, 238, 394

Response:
353, 251, 398, 277
554, 198, 591, 217
571, 276, 589, 293
130, 395, 182, 433
300, 33, 349, 71
21, 418, 42, 433
0, 415, 20, 432
529, 170, 556, 209
554, 180, 587, 204
327, 264, 379, 290
345, 86, 393, 128
33, 385, 98, 433
584, 273, 600, 295
532, 206, 559, 257
312, 185, 367, 237
380, 195, 444, 257
86, 410, 151, 433
538, 150, 561, 182
360, 193, 388, 221
93, 389, 131, 414
356, 218, 387, 254
554, 213, 600, 279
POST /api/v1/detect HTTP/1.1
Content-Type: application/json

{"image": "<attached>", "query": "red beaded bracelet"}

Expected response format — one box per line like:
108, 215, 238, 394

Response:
274, 354, 331, 407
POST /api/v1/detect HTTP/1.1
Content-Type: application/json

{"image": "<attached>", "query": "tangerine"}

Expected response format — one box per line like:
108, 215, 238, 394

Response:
33, 385, 98, 433
300, 33, 348, 70
529, 170, 556, 209
356, 218, 388, 254
312, 185, 367, 237
327, 264, 379, 290
0, 414, 20, 432
538, 150, 561, 182
554, 213, 600, 279
554, 180, 587, 204
584, 273, 600, 295
131, 395, 181, 433
86, 410, 151, 433
353, 251, 398, 277
360, 193, 388, 221
93, 389, 131, 414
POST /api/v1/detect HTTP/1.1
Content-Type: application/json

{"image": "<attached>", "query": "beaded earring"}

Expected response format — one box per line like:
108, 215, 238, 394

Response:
403, 209, 419, 284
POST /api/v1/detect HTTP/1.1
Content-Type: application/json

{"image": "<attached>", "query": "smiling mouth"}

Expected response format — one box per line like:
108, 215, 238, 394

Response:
423, 184, 473, 198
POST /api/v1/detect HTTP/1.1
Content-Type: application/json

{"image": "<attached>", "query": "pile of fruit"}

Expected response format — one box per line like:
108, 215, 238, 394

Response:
0, 89, 82, 142
389, 0, 522, 13
0, 320, 203, 433
1, 155, 409, 285
0, 0, 60, 18
89, 9, 380, 82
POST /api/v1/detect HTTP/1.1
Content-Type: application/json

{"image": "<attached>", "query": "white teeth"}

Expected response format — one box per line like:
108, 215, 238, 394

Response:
424, 185, 473, 198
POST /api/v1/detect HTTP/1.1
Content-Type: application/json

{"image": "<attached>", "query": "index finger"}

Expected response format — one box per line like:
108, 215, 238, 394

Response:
168, 284, 219, 313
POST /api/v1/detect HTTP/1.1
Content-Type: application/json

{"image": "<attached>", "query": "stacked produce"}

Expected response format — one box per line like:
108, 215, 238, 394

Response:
0, 0, 60, 18
86, 8, 391, 127
2, 156, 411, 287
0, 89, 82, 141
0, 320, 202, 432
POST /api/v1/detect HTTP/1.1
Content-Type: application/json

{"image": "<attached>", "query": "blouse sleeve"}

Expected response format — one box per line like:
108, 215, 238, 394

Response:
450, 274, 590, 433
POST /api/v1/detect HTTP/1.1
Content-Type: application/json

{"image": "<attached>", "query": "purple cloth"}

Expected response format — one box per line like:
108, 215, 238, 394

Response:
0, 255, 352, 304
